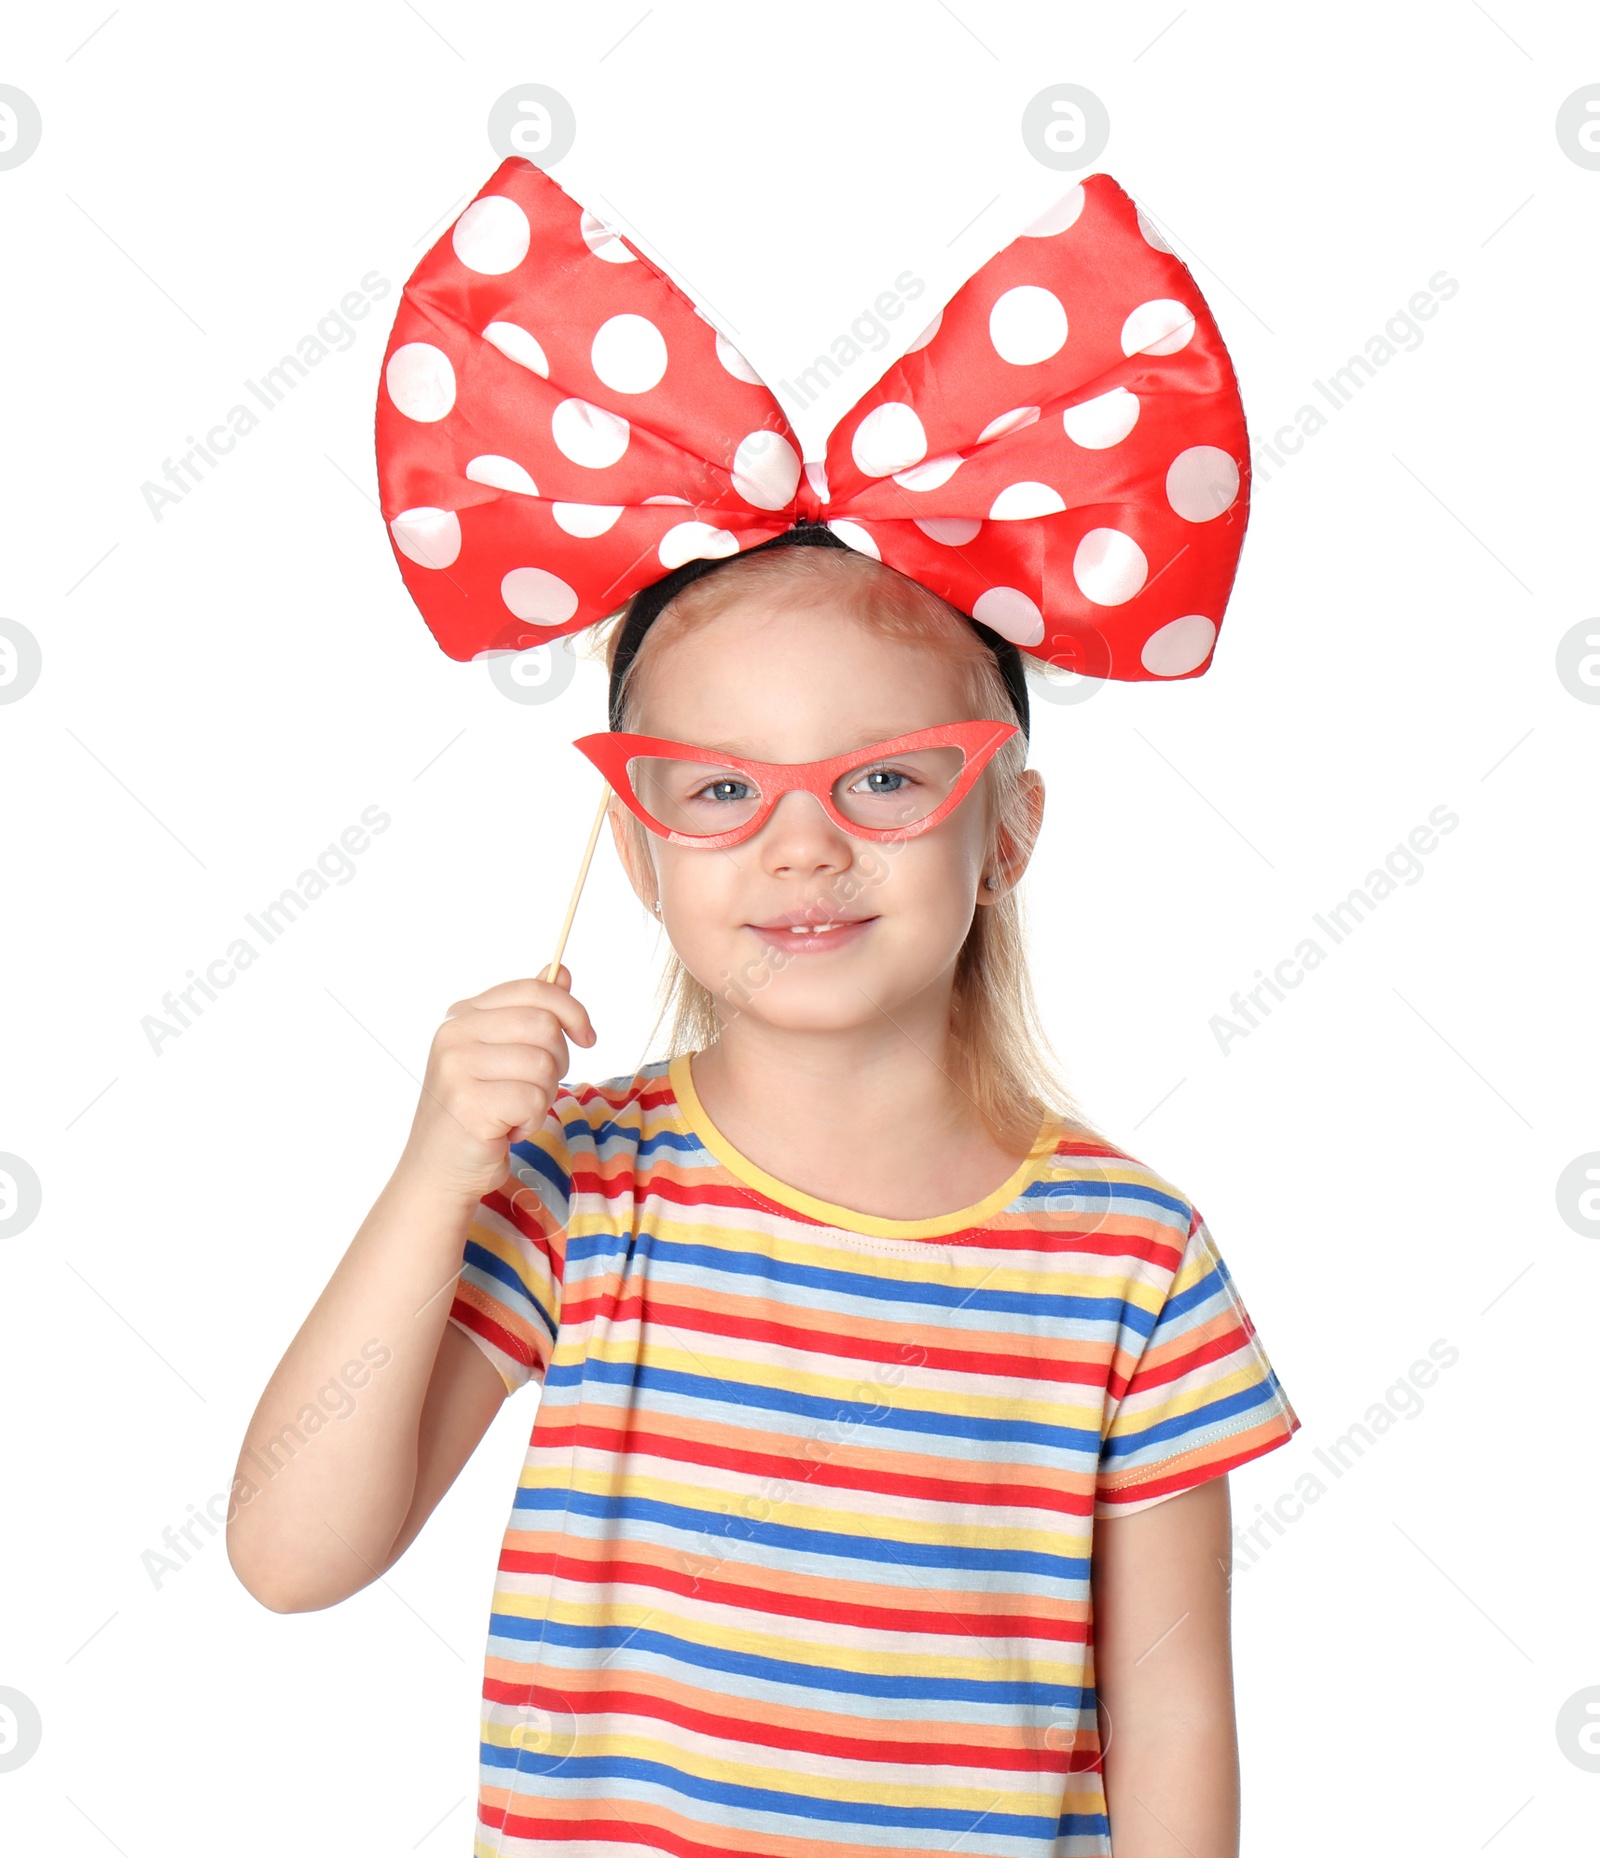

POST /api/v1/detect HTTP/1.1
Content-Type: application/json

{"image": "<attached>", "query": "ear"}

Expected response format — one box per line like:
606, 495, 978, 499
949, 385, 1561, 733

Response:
977, 768, 1046, 904
607, 795, 661, 913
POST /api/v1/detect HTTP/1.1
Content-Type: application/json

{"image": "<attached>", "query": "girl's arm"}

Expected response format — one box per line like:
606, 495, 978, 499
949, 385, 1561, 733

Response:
1091, 1476, 1240, 1858
224, 970, 594, 1614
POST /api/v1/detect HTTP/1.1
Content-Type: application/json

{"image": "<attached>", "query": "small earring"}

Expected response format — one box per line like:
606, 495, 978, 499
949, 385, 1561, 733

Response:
983, 875, 999, 891
652, 899, 663, 915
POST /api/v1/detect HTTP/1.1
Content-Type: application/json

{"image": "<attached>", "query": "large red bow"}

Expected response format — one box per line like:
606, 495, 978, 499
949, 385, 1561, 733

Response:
375, 160, 1251, 682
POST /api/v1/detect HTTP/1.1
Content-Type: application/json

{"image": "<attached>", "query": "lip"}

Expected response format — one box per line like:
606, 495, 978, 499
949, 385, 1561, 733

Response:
745, 914, 879, 953
750, 906, 879, 930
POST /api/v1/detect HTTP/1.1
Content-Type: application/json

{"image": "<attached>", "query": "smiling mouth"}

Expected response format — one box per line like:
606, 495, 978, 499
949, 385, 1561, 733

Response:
746, 915, 880, 944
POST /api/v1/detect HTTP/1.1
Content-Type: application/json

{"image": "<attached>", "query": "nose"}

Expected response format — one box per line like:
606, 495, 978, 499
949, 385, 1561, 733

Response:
755, 787, 853, 874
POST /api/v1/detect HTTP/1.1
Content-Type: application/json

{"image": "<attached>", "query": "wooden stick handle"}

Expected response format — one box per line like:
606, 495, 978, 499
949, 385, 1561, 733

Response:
543, 782, 612, 985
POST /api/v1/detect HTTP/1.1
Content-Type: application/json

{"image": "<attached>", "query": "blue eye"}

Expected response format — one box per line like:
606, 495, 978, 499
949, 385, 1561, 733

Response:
692, 777, 755, 805
846, 764, 917, 797
833, 746, 966, 831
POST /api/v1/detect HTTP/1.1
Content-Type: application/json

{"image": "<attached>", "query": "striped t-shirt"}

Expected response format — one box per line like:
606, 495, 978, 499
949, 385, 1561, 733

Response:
447, 1051, 1298, 1858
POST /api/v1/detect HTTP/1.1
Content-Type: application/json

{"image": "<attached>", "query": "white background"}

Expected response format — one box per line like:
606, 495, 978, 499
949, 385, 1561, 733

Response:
2, 2, 1596, 1852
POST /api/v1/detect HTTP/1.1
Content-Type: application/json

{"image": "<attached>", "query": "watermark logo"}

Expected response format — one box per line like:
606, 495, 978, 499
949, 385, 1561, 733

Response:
1020, 84, 1109, 172
1046, 1692, 1111, 1766
1233, 1338, 1460, 1575
142, 1339, 393, 1589
0, 86, 41, 170
1555, 1153, 1600, 1239
0, 1153, 42, 1240
1036, 1151, 1121, 1242
140, 271, 391, 522
1555, 618, 1600, 703
487, 84, 576, 167
1252, 270, 1461, 489
1032, 666, 1104, 707
1555, 85, 1600, 169
775, 271, 928, 415
480, 631, 579, 706
0, 1688, 43, 1771
504, 1689, 581, 1767
1556, 1686, 1600, 1771
141, 805, 391, 1055
1210, 804, 1459, 1055
0, 617, 42, 704
1032, 626, 1112, 708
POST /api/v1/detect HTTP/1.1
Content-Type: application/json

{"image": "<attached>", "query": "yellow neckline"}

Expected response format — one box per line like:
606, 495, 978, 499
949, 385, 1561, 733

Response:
667, 1049, 1064, 1240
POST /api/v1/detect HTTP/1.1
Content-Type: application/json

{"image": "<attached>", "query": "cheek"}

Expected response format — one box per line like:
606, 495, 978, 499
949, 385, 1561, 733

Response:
878, 830, 984, 915
657, 845, 740, 921
925, 803, 990, 878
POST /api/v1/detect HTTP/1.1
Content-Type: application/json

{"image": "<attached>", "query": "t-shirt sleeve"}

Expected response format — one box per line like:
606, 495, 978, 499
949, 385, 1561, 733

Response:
445, 1100, 572, 1397
1095, 1202, 1299, 1518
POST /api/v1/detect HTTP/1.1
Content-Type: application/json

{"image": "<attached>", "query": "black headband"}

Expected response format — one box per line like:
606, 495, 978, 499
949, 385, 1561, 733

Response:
606, 521, 1031, 740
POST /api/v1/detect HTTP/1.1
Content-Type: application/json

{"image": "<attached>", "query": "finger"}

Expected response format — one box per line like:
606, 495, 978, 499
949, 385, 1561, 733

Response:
467, 1080, 555, 1146
467, 995, 596, 1050
466, 970, 573, 1009
461, 1040, 566, 1090
542, 964, 594, 1032
456, 974, 595, 1039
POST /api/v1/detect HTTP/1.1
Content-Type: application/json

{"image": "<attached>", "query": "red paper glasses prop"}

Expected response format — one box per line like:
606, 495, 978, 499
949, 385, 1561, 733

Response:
573, 720, 1019, 850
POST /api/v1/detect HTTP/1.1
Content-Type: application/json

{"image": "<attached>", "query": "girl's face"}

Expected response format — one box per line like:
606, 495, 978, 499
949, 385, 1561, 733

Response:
611, 589, 1043, 1036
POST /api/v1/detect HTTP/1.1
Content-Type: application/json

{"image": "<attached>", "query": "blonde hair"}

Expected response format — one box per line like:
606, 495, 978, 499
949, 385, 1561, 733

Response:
574, 544, 1105, 1155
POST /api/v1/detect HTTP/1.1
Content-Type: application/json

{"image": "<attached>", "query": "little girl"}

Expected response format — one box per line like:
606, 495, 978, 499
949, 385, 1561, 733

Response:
228, 160, 1299, 1858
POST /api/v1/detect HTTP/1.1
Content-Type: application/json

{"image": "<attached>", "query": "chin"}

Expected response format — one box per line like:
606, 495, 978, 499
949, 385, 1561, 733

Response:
726, 1000, 890, 1037
723, 964, 953, 1035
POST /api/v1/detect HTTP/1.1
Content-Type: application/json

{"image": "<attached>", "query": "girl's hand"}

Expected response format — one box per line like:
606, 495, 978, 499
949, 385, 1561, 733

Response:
398, 967, 597, 1202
